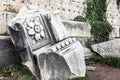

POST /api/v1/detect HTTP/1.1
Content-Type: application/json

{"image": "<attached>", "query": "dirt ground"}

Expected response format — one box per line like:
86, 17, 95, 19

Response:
0, 64, 120, 80
87, 64, 120, 80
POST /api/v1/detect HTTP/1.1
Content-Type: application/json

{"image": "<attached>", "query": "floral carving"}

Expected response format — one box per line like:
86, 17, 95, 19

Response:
26, 17, 45, 42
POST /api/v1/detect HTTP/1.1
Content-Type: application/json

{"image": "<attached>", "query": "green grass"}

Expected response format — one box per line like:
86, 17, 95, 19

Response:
23, 75, 34, 80
0, 55, 34, 80
0, 68, 12, 76
71, 74, 90, 80
86, 53, 120, 68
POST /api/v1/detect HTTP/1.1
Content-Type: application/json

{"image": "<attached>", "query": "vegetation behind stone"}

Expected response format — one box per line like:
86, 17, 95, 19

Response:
74, 0, 112, 44
74, 0, 120, 69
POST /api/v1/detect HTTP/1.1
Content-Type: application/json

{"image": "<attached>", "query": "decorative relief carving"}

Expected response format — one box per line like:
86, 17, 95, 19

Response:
26, 16, 45, 43
8, 6, 86, 80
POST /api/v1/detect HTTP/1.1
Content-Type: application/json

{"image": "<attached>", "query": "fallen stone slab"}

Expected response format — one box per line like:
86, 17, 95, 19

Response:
91, 39, 120, 57
8, 6, 86, 80
62, 20, 91, 38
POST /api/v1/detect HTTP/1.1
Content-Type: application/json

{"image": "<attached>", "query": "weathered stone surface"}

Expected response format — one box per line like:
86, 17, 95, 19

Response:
107, 0, 120, 26
107, 0, 120, 39
62, 20, 92, 59
77, 38, 93, 59
35, 40, 86, 80
8, 6, 86, 80
91, 39, 120, 57
0, 36, 15, 67
50, 14, 68, 42
83, 47, 92, 59
62, 20, 91, 38
38, 52, 72, 80
0, 12, 16, 34
0, 0, 86, 19
109, 25, 120, 39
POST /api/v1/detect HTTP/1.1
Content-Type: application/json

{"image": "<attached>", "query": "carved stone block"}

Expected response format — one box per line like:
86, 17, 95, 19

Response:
8, 5, 86, 80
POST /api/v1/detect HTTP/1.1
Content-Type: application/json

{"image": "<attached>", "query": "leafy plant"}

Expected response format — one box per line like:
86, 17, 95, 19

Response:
91, 21, 112, 43
85, 38, 94, 50
85, 0, 112, 44
0, 68, 12, 76
84, 0, 119, 69
86, 0, 106, 22
74, 0, 112, 44
73, 16, 86, 22
0, 55, 34, 80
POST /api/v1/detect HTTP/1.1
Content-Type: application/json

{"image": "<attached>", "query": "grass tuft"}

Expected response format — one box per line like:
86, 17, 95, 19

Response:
71, 74, 90, 80
86, 53, 120, 68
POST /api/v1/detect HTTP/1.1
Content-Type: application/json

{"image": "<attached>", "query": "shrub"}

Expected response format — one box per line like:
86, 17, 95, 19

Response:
74, 0, 112, 44
91, 21, 112, 43
86, 0, 106, 22
73, 16, 86, 22
86, 0, 112, 43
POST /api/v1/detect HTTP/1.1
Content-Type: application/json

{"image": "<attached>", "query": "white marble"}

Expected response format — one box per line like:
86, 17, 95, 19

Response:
91, 39, 120, 57
0, 12, 16, 34
107, 0, 120, 39
8, 6, 86, 80
62, 20, 91, 38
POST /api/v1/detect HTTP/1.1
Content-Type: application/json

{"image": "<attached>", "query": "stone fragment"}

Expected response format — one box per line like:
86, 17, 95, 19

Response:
86, 66, 96, 71
62, 20, 91, 38
91, 39, 120, 57
106, 0, 120, 39
0, 12, 16, 34
109, 25, 120, 39
50, 14, 69, 42
37, 41, 86, 80
8, 6, 86, 80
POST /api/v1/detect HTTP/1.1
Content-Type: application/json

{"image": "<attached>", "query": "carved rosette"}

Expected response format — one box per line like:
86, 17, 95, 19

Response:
26, 17, 45, 43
